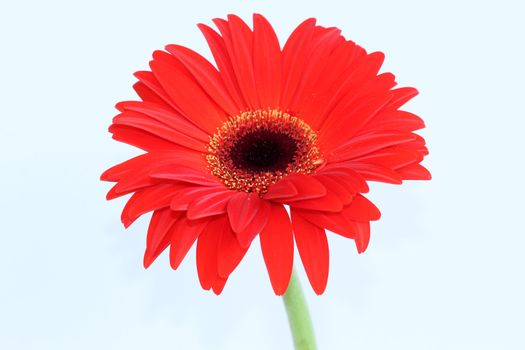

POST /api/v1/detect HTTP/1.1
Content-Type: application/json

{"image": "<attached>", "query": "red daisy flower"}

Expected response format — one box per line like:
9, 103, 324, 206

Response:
101, 14, 430, 296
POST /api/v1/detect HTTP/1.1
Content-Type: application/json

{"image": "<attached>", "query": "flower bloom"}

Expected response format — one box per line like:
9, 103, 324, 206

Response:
101, 14, 430, 295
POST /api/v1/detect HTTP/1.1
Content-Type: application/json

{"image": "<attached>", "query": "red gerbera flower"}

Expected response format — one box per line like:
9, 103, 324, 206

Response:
101, 14, 430, 296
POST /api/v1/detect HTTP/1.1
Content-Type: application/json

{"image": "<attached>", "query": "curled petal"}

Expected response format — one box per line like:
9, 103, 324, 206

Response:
236, 200, 271, 248
227, 192, 264, 233
267, 174, 326, 202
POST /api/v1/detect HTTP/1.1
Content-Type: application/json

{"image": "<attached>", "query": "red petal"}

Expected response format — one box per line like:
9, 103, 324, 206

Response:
263, 180, 298, 200
298, 209, 372, 253
291, 210, 329, 295
213, 15, 259, 109
344, 194, 381, 221
196, 216, 224, 290
187, 190, 233, 219
347, 162, 403, 184
217, 223, 248, 278
385, 87, 418, 110
198, 23, 247, 109
321, 90, 392, 151
115, 101, 209, 142
352, 221, 371, 254
106, 176, 156, 201
109, 124, 190, 152
289, 27, 344, 111
133, 81, 171, 108
134, 71, 180, 111
121, 183, 181, 227
288, 191, 343, 212
298, 209, 356, 239
329, 131, 417, 162
101, 153, 149, 182
316, 51, 385, 132
396, 163, 432, 180
112, 111, 206, 151
150, 58, 224, 134
299, 40, 365, 128
212, 275, 228, 295
280, 18, 316, 109
316, 166, 369, 193
236, 199, 271, 248
144, 209, 181, 268
165, 44, 240, 115
106, 153, 208, 199
170, 186, 225, 211
169, 217, 208, 270
313, 175, 355, 205
253, 13, 281, 108
367, 110, 425, 132
227, 192, 262, 233
149, 165, 219, 186
260, 204, 294, 295
353, 147, 422, 170
269, 174, 326, 202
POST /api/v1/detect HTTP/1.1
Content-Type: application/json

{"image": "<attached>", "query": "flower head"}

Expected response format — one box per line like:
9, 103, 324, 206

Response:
101, 14, 430, 295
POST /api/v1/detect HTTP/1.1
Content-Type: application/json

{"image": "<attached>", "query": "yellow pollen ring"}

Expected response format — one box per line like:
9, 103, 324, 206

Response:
206, 109, 323, 196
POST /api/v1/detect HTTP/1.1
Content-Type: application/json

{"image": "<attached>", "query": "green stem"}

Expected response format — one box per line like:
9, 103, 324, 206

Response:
282, 268, 317, 350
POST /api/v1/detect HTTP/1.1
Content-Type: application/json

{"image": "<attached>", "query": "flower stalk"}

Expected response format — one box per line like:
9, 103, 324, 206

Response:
283, 268, 317, 350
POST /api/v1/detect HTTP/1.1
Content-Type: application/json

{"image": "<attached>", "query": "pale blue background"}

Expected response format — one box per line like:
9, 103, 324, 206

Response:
1, 0, 524, 349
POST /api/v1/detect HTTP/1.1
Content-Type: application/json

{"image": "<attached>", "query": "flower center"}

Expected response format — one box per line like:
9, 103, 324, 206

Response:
230, 129, 298, 173
207, 109, 323, 195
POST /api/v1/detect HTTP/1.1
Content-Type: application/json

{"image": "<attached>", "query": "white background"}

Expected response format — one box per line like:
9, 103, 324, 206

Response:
1, 0, 524, 349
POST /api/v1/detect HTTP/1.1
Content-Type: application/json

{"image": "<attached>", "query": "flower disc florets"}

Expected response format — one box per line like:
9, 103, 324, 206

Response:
207, 109, 323, 195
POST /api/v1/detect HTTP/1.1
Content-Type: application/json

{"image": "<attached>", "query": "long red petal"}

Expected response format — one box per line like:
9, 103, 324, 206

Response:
144, 209, 181, 268
281, 18, 316, 109
165, 44, 240, 115
291, 210, 329, 295
149, 165, 219, 186
253, 13, 281, 108
112, 111, 206, 151
150, 58, 224, 134
121, 183, 182, 227
217, 223, 248, 278
115, 101, 209, 142
169, 217, 208, 269
213, 16, 259, 109
260, 204, 294, 295
109, 124, 192, 152
198, 23, 247, 109
196, 216, 225, 290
